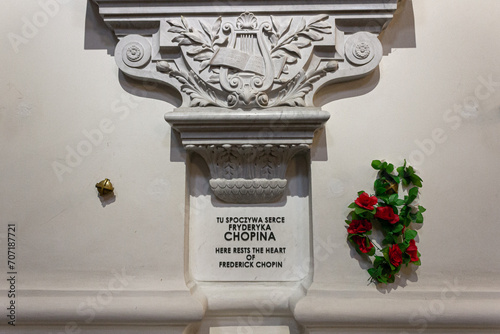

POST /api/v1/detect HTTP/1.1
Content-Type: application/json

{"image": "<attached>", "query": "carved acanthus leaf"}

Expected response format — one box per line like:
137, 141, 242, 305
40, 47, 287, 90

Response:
158, 61, 224, 107
185, 143, 309, 203
270, 61, 338, 107
270, 14, 332, 61
167, 16, 226, 72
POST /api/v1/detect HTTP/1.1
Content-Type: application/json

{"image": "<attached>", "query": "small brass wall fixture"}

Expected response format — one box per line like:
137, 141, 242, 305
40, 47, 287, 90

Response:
95, 178, 114, 196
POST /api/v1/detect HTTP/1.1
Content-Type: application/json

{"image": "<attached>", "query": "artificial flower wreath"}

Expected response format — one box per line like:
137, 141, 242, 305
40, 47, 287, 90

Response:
346, 160, 425, 284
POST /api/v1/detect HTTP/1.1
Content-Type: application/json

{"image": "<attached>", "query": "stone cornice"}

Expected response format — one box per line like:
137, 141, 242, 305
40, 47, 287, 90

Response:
95, 0, 398, 36
165, 108, 330, 145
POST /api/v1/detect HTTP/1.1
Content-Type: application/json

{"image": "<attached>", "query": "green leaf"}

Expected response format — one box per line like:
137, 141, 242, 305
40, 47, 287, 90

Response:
392, 224, 404, 233
374, 179, 388, 196
373, 256, 384, 267
378, 195, 389, 203
419, 206, 427, 213
382, 247, 390, 262
416, 212, 424, 224
395, 199, 405, 206
410, 175, 423, 187
407, 187, 419, 204
354, 207, 365, 215
389, 174, 400, 184
380, 223, 392, 233
388, 194, 398, 204
382, 233, 396, 245
386, 163, 395, 173
413, 259, 421, 266
371, 160, 382, 170
404, 229, 418, 241
378, 275, 388, 284
348, 202, 356, 209
388, 262, 395, 271
368, 247, 376, 256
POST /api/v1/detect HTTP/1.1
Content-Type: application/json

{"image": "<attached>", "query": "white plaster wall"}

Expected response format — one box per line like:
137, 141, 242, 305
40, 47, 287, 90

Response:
0, 0, 188, 292
312, 0, 500, 290
0, 0, 499, 332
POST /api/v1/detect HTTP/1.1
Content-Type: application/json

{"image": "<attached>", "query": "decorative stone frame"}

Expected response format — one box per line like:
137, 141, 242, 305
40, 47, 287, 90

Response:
91, 0, 401, 331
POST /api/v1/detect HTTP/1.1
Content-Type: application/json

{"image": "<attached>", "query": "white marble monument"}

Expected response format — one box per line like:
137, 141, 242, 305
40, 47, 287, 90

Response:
92, 0, 400, 331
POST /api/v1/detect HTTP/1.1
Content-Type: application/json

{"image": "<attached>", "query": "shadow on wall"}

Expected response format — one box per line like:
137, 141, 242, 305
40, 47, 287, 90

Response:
84, 0, 116, 55
84, 1, 182, 106
314, 0, 416, 107
380, 0, 417, 55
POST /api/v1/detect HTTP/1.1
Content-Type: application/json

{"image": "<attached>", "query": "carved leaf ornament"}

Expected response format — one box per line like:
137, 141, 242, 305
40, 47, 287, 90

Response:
188, 144, 309, 204
158, 12, 338, 109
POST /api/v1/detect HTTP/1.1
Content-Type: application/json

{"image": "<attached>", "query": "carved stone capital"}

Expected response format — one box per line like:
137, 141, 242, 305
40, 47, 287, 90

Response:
106, 6, 393, 109
188, 144, 308, 203
93, 0, 400, 203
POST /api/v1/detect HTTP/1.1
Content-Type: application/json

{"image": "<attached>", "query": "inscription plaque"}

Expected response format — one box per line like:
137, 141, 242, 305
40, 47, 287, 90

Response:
188, 155, 310, 282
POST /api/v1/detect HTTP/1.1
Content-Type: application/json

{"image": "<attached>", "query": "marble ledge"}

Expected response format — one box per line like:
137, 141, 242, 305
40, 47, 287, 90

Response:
294, 288, 500, 330
10, 289, 203, 326
165, 107, 330, 146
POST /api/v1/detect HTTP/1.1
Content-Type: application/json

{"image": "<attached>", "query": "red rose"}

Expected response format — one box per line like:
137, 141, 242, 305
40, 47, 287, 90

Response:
347, 219, 372, 234
389, 244, 402, 267
355, 192, 378, 210
352, 235, 374, 254
375, 206, 400, 224
406, 239, 419, 262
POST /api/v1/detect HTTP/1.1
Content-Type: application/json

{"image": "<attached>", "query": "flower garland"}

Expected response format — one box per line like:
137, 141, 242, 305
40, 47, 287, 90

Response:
346, 160, 426, 284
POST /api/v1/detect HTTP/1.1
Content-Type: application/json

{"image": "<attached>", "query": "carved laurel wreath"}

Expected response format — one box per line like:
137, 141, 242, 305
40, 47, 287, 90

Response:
346, 160, 426, 284
157, 12, 338, 108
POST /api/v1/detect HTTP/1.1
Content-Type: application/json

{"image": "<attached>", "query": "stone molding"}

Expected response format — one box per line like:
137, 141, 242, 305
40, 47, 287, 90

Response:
190, 144, 307, 204
9, 288, 500, 331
